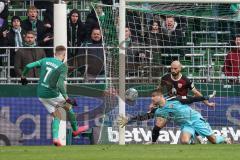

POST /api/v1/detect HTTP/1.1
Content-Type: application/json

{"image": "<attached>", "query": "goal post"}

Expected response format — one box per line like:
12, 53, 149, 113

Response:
119, 0, 126, 145
54, 3, 67, 146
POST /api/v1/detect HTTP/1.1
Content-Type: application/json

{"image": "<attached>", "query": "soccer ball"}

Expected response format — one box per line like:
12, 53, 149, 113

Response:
125, 88, 138, 101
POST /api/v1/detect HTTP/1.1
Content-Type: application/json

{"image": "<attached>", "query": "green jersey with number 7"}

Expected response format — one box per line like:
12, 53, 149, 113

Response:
22, 57, 68, 99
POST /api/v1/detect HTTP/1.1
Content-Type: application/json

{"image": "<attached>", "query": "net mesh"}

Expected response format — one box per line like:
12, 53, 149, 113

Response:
93, 2, 240, 144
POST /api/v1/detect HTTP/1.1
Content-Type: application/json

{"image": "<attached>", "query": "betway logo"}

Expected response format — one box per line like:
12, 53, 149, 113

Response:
108, 127, 240, 144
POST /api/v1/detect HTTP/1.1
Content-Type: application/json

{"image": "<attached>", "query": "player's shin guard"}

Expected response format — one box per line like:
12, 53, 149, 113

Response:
52, 117, 60, 139
215, 135, 225, 144
68, 108, 78, 131
152, 126, 161, 142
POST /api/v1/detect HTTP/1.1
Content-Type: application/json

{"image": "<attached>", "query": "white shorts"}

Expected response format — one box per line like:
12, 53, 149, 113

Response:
39, 94, 66, 113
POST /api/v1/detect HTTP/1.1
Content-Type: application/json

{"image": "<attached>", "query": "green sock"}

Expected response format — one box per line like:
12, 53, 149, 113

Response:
52, 117, 60, 139
68, 108, 78, 131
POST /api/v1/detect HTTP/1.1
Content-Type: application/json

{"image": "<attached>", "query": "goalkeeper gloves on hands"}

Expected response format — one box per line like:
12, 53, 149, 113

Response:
20, 77, 28, 85
66, 98, 77, 106
118, 115, 129, 128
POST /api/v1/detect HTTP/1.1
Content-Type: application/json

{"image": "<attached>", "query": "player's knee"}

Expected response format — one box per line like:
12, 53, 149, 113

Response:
180, 134, 191, 144
52, 110, 62, 119
64, 104, 71, 111
180, 138, 190, 144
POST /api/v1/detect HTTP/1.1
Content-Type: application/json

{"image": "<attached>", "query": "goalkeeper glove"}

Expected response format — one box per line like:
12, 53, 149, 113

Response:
20, 77, 28, 85
118, 115, 129, 128
66, 98, 77, 106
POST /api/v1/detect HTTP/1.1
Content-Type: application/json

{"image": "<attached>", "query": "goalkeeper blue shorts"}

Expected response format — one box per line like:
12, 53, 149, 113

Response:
181, 118, 213, 137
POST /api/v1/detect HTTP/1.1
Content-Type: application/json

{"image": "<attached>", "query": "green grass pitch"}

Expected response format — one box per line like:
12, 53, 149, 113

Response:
0, 144, 240, 160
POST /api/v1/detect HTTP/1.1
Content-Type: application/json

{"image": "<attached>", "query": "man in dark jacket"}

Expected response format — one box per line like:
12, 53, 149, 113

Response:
14, 31, 46, 77
21, 5, 47, 46
4, 16, 26, 47
67, 9, 86, 59
75, 28, 105, 81
3, 16, 26, 77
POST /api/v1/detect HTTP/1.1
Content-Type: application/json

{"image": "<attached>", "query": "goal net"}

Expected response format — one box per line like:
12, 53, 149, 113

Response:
93, 2, 240, 144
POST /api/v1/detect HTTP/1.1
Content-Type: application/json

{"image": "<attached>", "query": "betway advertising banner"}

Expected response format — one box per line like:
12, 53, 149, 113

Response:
0, 97, 239, 145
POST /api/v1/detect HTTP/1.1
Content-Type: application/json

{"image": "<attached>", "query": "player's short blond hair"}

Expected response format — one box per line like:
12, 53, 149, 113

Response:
55, 45, 66, 52
55, 45, 66, 56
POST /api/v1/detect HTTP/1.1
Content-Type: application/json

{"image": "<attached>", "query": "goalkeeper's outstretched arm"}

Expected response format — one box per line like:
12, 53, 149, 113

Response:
118, 108, 156, 128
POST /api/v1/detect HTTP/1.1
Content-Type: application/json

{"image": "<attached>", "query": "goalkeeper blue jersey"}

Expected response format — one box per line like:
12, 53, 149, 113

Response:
154, 100, 202, 126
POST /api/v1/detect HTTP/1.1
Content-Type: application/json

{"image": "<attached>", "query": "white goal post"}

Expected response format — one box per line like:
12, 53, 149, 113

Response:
118, 0, 240, 145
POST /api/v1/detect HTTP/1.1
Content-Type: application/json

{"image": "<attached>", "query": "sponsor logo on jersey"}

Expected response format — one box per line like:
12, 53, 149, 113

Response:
178, 83, 183, 88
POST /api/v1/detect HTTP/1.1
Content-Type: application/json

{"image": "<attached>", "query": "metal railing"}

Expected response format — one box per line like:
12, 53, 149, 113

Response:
0, 46, 239, 84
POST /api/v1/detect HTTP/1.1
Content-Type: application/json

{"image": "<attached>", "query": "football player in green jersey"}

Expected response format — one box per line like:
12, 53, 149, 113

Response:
21, 45, 89, 146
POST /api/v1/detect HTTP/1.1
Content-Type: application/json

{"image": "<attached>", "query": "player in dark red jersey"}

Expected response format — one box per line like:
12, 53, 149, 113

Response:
159, 60, 215, 106
150, 60, 215, 144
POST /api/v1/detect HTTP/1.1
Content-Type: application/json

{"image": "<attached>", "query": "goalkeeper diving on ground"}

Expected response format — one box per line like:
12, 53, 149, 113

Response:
152, 60, 216, 144
21, 45, 89, 146
119, 89, 231, 144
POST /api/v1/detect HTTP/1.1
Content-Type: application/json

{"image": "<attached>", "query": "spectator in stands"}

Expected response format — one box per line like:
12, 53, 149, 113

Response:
125, 26, 141, 48
160, 16, 185, 65
67, 9, 86, 59
14, 31, 46, 77
0, 0, 8, 47
144, 21, 163, 75
3, 16, 26, 77
85, 3, 105, 40
34, 0, 54, 57
34, 1, 54, 34
21, 5, 47, 46
3, 16, 26, 47
76, 27, 105, 81
125, 26, 147, 77
125, 26, 143, 55
126, 10, 142, 39
223, 35, 240, 77
145, 21, 162, 54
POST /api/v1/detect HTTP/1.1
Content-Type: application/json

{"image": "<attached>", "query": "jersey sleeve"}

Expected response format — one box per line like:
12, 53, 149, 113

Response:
57, 64, 68, 99
186, 77, 195, 90
154, 107, 169, 119
22, 59, 44, 76
160, 75, 167, 86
